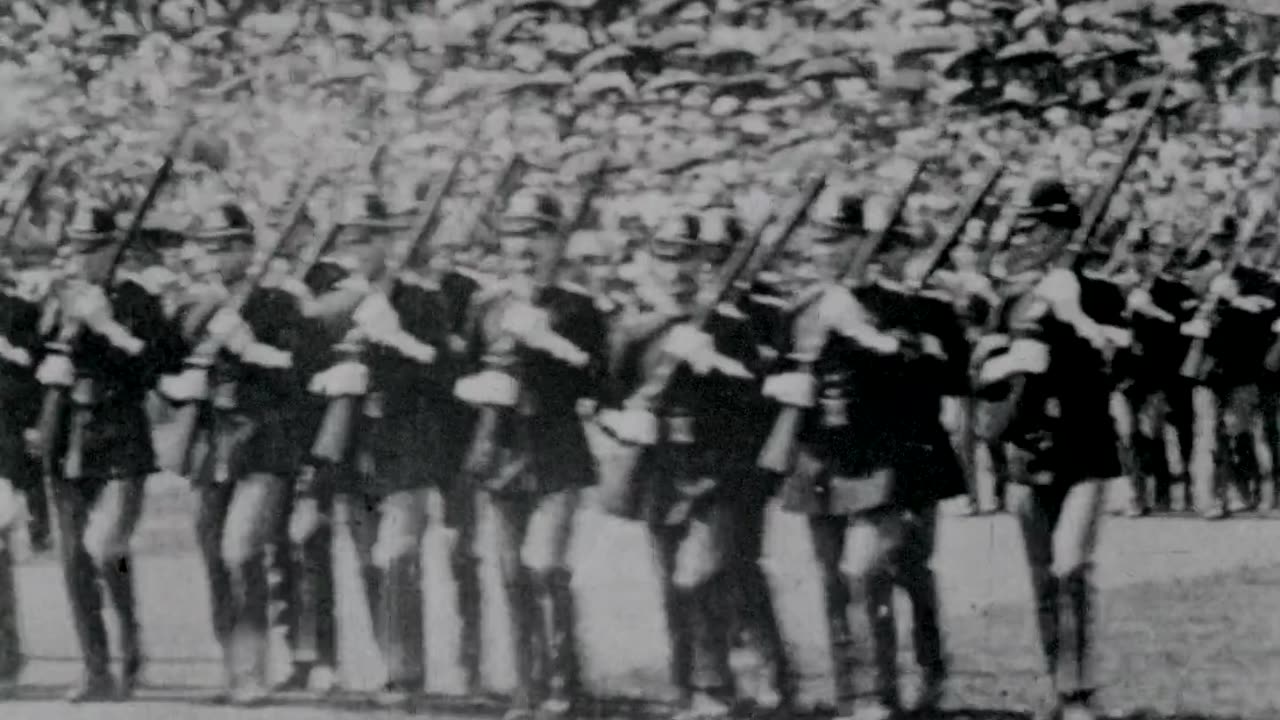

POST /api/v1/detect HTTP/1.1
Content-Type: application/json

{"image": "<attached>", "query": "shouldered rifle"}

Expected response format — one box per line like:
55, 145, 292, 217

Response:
596, 173, 826, 516
461, 153, 612, 478
31, 113, 195, 463
906, 160, 1005, 294
1182, 187, 1275, 380
309, 136, 474, 464
757, 164, 922, 476
163, 164, 329, 475
0, 158, 48, 262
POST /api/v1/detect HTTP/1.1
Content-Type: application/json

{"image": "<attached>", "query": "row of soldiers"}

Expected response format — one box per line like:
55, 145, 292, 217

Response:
0, 132, 1272, 720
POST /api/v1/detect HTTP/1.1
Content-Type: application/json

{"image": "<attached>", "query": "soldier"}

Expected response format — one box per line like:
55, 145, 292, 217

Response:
1116, 224, 1198, 514
272, 208, 358, 696
1180, 209, 1275, 518
309, 188, 448, 708
0, 239, 53, 694
763, 190, 966, 720
973, 178, 1130, 720
36, 201, 186, 702
599, 211, 761, 720
454, 188, 606, 719
161, 203, 320, 705
697, 205, 794, 709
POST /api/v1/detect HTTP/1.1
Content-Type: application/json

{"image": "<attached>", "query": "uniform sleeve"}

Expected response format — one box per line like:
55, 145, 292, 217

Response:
75, 281, 186, 388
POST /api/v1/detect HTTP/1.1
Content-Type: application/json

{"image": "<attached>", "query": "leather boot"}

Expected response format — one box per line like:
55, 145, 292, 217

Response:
0, 539, 23, 683
539, 568, 580, 716
504, 570, 543, 714
661, 581, 695, 703
62, 547, 112, 702
102, 556, 144, 698
452, 553, 484, 694
823, 575, 855, 712
361, 565, 385, 653
862, 569, 899, 711
899, 564, 946, 711
379, 556, 425, 694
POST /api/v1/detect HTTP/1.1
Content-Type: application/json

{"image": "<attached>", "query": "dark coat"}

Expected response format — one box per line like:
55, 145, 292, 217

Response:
604, 300, 762, 524
0, 290, 42, 487
776, 283, 968, 516
53, 277, 187, 481
461, 283, 606, 497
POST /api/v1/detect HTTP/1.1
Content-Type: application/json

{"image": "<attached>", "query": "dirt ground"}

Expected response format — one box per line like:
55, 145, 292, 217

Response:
3, 476, 1278, 720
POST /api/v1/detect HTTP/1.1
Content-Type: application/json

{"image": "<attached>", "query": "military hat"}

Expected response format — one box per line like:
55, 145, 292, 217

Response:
699, 206, 744, 250
190, 203, 254, 243
337, 186, 411, 230
63, 201, 119, 251
809, 190, 864, 243
650, 212, 701, 261
500, 187, 563, 236
1017, 177, 1081, 230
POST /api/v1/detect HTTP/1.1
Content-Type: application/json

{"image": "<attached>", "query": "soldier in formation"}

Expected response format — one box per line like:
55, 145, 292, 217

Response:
11, 126, 1280, 720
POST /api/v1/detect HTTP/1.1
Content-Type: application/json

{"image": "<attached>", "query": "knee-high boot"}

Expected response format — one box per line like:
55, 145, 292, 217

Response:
539, 568, 580, 713
101, 555, 143, 694
0, 536, 22, 683
860, 569, 899, 709
1057, 570, 1093, 699
504, 569, 545, 712
822, 573, 855, 710
452, 553, 483, 693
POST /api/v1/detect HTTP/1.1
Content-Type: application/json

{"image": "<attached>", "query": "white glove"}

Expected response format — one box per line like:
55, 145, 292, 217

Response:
1100, 325, 1132, 349
158, 368, 210, 402
387, 332, 437, 364
501, 302, 551, 340
453, 369, 519, 407
353, 292, 401, 342
0, 335, 31, 368
66, 282, 113, 330
599, 407, 658, 445
241, 343, 294, 369
277, 275, 313, 301
308, 360, 369, 397
36, 354, 74, 387
1181, 317, 1211, 339
1126, 288, 1153, 312
664, 324, 718, 373
1272, 316, 1280, 333
207, 309, 254, 354
288, 497, 325, 545
1208, 273, 1238, 300
762, 372, 816, 408
0, 478, 15, 533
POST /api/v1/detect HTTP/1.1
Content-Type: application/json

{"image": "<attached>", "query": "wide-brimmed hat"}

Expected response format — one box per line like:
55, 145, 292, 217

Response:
500, 187, 564, 236
650, 212, 701, 261
808, 190, 864, 243
63, 202, 119, 251
189, 203, 254, 243
1017, 178, 1081, 230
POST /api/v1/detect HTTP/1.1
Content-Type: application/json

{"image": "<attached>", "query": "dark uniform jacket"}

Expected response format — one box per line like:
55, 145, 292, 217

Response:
0, 287, 43, 487
48, 276, 186, 481
461, 282, 606, 496
995, 270, 1122, 484
605, 296, 760, 524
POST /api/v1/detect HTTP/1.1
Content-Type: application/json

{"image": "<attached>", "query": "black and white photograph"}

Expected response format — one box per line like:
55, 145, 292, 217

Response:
0, 1, 1278, 719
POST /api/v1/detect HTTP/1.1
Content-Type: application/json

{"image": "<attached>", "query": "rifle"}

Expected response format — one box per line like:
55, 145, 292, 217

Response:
0, 157, 47, 256
462, 154, 611, 478
1182, 187, 1276, 380
163, 164, 329, 475
757, 165, 922, 476
906, 160, 1005, 294
597, 174, 827, 517
31, 114, 195, 463
309, 138, 475, 464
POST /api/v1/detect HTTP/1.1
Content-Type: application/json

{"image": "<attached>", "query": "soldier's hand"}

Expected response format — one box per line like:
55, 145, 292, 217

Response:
762, 372, 816, 408
353, 292, 401, 341
1126, 288, 1153, 313
35, 353, 74, 387
66, 282, 113, 330
289, 496, 324, 545
208, 309, 253, 353
0, 478, 15, 533
500, 302, 550, 340
1181, 317, 1211, 339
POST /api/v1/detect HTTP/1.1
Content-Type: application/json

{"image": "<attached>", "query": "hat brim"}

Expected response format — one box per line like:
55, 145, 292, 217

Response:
190, 228, 255, 243
499, 217, 560, 236
64, 230, 119, 250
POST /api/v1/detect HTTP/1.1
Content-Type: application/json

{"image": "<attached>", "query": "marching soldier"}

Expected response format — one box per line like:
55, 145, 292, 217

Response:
599, 211, 761, 720
697, 205, 794, 709
973, 178, 1130, 720
303, 188, 448, 708
1180, 211, 1274, 518
36, 201, 186, 702
454, 187, 606, 719
273, 220, 355, 696
762, 190, 966, 720
0, 241, 53, 694
162, 203, 321, 705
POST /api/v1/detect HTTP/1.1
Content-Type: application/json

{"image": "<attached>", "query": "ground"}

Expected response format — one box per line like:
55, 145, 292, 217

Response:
3, 475, 1278, 720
